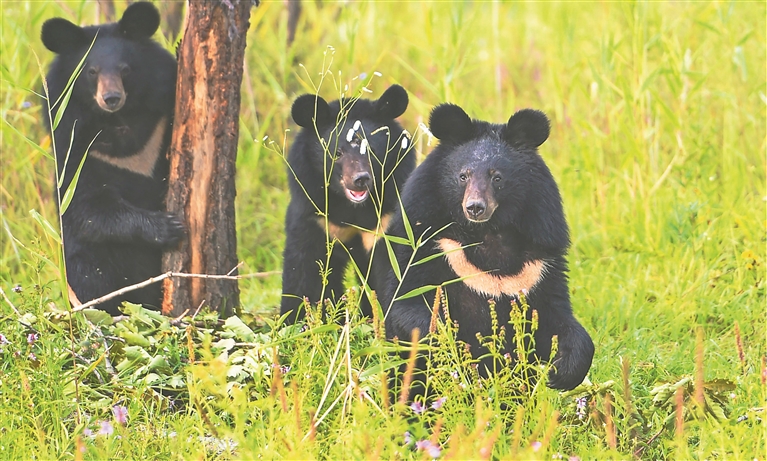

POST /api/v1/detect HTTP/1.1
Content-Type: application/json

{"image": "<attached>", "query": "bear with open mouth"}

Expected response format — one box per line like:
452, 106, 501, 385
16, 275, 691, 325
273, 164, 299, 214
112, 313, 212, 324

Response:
280, 85, 414, 322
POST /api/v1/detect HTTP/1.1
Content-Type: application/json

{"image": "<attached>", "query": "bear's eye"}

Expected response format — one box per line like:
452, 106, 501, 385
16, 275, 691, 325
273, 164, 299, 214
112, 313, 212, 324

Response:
493, 175, 502, 183
87, 67, 98, 77
459, 173, 467, 182
119, 64, 131, 76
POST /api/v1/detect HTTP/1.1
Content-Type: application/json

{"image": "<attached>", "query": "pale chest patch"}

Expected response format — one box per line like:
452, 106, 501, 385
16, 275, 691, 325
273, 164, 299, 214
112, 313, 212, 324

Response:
436, 238, 547, 298
90, 117, 168, 178
315, 213, 392, 252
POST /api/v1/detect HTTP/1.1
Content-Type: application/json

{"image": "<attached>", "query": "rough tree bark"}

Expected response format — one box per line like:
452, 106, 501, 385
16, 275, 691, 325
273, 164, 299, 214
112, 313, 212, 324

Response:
162, 0, 255, 317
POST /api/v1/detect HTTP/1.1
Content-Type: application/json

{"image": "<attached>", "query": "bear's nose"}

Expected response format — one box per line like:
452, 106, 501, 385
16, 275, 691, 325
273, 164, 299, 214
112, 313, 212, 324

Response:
353, 172, 371, 189
103, 92, 123, 109
465, 200, 486, 219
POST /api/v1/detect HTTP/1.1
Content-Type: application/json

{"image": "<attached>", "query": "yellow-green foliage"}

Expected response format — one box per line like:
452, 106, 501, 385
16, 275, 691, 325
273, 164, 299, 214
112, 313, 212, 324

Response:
0, 1, 764, 459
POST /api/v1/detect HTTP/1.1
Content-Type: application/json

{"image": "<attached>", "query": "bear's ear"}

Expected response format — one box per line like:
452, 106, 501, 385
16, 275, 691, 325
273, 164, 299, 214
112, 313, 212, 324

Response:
291, 94, 333, 129
374, 84, 408, 120
119, 2, 161, 39
502, 109, 550, 148
429, 103, 474, 143
41, 18, 87, 54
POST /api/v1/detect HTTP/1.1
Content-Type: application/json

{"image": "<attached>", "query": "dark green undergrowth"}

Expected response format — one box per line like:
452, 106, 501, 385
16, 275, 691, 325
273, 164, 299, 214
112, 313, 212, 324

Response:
1, 0, 765, 459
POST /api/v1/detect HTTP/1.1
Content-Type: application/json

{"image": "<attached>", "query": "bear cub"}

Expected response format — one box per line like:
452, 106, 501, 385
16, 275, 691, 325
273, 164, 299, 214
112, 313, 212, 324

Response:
42, 2, 181, 315
281, 85, 415, 323
382, 103, 594, 391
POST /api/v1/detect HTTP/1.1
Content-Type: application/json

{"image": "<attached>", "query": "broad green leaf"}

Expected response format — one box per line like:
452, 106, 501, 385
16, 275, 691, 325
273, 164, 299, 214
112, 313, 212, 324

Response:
384, 236, 401, 281
3, 119, 53, 160
51, 34, 97, 130
394, 284, 440, 301
30, 209, 61, 244
81, 308, 113, 326
60, 132, 97, 214
224, 316, 256, 342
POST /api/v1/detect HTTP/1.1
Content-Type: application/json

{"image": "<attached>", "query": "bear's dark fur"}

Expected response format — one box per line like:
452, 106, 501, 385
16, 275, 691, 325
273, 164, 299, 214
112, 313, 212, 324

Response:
42, 2, 181, 315
281, 85, 415, 322
381, 104, 593, 391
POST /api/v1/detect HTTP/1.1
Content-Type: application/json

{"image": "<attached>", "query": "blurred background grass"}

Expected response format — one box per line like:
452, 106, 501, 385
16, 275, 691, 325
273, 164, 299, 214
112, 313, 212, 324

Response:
0, 0, 764, 458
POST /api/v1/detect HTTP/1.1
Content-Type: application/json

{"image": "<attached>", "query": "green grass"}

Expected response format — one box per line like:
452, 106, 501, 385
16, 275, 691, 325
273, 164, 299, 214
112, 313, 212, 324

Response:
1, 0, 765, 459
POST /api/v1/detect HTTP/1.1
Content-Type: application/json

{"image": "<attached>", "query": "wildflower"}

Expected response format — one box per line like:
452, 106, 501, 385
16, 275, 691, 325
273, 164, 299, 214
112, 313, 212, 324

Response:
83, 428, 94, 437
28, 352, 37, 362
280, 365, 291, 375
432, 397, 447, 410
415, 440, 441, 458
410, 401, 425, 414
0, 334, 9, 345
12, 284, 22, 293
576, 397, 587, 420
358, 72, 367, 80
98, 420, 114, 436
403, 431, 412, 445
360, 138, 369, 155
112, 405, 128, 425
21, 101, 32, 109
346, 128, 355, 143
27, 333, 39, 345
450, 370, 459, 379
569, 457, 581, 461
531, 441, 542, 452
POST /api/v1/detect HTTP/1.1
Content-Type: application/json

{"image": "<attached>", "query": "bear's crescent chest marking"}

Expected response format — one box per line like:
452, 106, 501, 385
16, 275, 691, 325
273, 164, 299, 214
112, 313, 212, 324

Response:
314, 213, 392, 252
90, 117, 167, 178
436, 238, 547, 298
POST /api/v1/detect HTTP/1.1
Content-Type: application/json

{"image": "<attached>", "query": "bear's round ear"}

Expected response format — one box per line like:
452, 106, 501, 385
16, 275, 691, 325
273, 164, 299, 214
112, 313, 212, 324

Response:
291, 94, 333, 129
374, 84, 408, 120
41, 18, 87, 54
429, 103, 473, 143
119, 2, 160, 39
503, 109, 550, 148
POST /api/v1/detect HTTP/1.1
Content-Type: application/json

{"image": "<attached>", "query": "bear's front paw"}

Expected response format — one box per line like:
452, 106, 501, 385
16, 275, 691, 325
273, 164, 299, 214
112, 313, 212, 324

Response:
149, 212, 185, 247
547, 331, 594, 391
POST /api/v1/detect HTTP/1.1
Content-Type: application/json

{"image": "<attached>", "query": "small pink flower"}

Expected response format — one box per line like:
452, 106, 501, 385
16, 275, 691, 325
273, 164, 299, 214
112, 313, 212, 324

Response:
403, 431, 412, 445
98, 420, 114, 436
569, 456, 581, 461
431, 397, 447, 410
410, 401, 425, 414
83, 428, 94, 437
27, 333, 39, 345
112, 405, 128, 425
415, 440, 441, 458
531, 441, 542, 452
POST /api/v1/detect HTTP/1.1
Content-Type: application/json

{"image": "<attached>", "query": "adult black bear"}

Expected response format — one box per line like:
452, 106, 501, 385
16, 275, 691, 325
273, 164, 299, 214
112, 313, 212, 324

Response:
382, 104, 593, 391
42, 2, 181, 315
281, 85, 415, 323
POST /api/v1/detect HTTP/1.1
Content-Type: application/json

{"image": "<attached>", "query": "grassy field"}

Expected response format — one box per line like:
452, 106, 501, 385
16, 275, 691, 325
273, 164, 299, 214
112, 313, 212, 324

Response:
1, 0, 765, 459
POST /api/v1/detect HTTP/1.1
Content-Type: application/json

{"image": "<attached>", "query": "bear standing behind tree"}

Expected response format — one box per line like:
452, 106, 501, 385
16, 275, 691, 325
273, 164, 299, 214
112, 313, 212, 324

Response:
281, 85, 414, 323
381, 103, 594, 391
41, 2, 182, 315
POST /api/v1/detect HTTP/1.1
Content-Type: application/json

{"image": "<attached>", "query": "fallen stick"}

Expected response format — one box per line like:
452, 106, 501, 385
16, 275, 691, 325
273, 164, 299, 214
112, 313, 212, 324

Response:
71, 269, 279, 313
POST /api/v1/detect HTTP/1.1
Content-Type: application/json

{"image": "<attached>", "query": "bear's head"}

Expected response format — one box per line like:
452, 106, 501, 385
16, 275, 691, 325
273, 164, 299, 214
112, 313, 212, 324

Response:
291, 85, 410, 205
41, 2, 173, 114
429, 103, 569, 250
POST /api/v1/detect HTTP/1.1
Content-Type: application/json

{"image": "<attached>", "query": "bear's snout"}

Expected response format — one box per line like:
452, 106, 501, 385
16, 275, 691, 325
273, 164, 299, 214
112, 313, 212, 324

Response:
462, 177, 498, 223
96, 74, 126, 113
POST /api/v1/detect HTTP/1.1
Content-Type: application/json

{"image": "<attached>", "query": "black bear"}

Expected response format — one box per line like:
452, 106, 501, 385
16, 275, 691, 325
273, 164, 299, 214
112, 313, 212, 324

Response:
381, 104, 593, 391
281, 85, 415, 323
42, 2, 181, 315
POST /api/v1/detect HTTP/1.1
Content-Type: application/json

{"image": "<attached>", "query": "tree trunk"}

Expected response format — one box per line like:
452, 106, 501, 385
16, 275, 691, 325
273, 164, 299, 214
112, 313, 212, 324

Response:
162, 0, 255, 318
